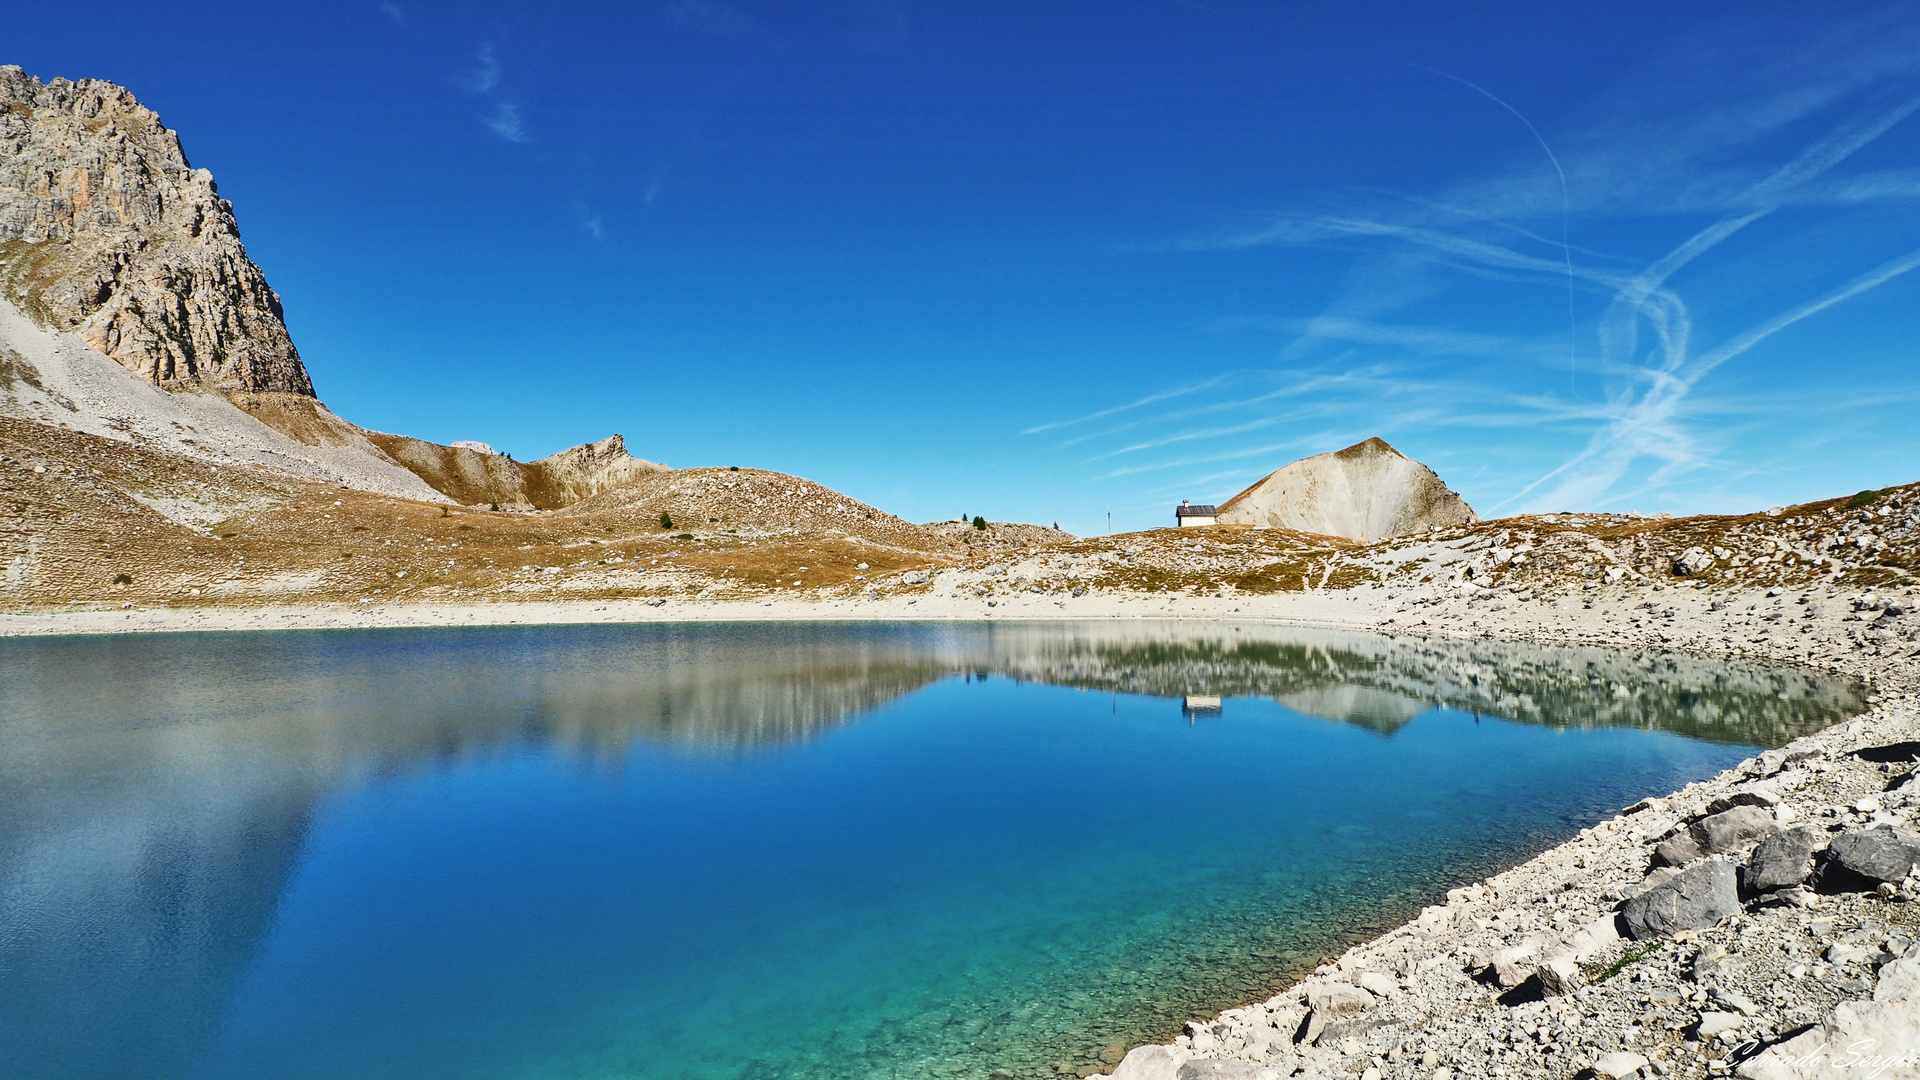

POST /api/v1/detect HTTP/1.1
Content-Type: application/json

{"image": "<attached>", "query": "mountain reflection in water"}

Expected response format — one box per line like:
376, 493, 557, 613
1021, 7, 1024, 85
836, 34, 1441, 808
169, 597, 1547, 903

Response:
0, 622, 1862, 1080
980, 625, 1859, 744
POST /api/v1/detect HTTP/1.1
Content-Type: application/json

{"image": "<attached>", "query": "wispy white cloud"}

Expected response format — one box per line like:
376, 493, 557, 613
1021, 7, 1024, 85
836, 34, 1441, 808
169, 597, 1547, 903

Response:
1496, 97, 1920, 511
1241, 105, 1919, 512
1055, 371, 1358, 447
1414, 67, 1579, 377
460, 44, 529, 143
1687, 245, 1920, 383
1736, 96, 1920, 208
1086, 414, 1293, 461
1798, 169, 1920, 205
1355, 189, 1633, 263
1232, 315, 1562, 363
463, 44, 502, 95
483, 101, 527, 142
1066, 364, 1439, 456
1096, 440, 1319, 479
573, 201, 605, 240
377, 2, 405, 26
1494, 246, 1920, 514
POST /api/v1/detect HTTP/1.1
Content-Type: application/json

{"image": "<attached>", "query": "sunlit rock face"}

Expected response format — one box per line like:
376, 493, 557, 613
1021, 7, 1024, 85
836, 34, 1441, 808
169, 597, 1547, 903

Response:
1216, 437, 1476, 541
0, 66, 312, 395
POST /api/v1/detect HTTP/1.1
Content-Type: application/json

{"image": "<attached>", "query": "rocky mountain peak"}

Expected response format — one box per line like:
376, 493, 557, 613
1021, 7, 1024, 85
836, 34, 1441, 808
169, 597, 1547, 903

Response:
1333, 436, 1396, 460
0, 66, 313, 395
1217, 437, 1476, 541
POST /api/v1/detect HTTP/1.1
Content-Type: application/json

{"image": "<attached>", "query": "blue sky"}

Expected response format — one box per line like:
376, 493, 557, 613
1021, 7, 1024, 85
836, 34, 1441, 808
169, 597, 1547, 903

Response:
11, 1, 1920, 532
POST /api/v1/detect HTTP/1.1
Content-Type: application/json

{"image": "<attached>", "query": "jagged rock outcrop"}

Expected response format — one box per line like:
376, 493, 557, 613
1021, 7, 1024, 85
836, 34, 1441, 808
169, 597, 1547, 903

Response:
219, 386, 660, 503
1216, 437, 1475, 542
226, 392, 668, 509
532, 434, 669, 507
358, 430, 668, 509
0, 66, 312, 395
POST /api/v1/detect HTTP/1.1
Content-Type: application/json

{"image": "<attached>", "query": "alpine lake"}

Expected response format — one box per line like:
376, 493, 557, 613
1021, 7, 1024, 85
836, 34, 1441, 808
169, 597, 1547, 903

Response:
0, 621, 1863, 1080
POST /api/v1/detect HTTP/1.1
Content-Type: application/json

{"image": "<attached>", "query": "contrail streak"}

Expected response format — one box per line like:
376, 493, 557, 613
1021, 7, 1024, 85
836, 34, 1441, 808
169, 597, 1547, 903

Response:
1418, 66, 1579, 394
1021, 376, 1228, 435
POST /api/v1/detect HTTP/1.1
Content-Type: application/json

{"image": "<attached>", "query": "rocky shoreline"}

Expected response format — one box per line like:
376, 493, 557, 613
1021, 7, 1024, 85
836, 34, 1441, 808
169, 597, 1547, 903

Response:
1094, 598, 1920, 1080
1112, 700, 1917, 1080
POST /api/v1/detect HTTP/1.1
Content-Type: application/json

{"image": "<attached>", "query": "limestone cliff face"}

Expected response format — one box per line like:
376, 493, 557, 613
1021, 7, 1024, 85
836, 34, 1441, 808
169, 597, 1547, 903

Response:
1216, 437, 1476, 541
0, 66, 313, 395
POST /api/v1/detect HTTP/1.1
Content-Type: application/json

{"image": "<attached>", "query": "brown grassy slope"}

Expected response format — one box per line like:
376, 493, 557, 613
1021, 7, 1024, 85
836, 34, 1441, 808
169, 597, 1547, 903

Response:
0, 429, 971, 608
564, 467, 956, 549
0, 416, 296, 600
228, 392, 667, 510
1049, 527, 1364, 595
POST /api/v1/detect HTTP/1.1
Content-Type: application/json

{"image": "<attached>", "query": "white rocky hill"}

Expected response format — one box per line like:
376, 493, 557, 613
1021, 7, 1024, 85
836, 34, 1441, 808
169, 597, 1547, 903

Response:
1217, 436, 1476, 541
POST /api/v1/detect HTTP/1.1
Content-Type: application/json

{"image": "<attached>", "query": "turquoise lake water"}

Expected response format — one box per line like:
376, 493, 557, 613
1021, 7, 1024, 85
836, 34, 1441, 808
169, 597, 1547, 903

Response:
0, 621, 1861, 1080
